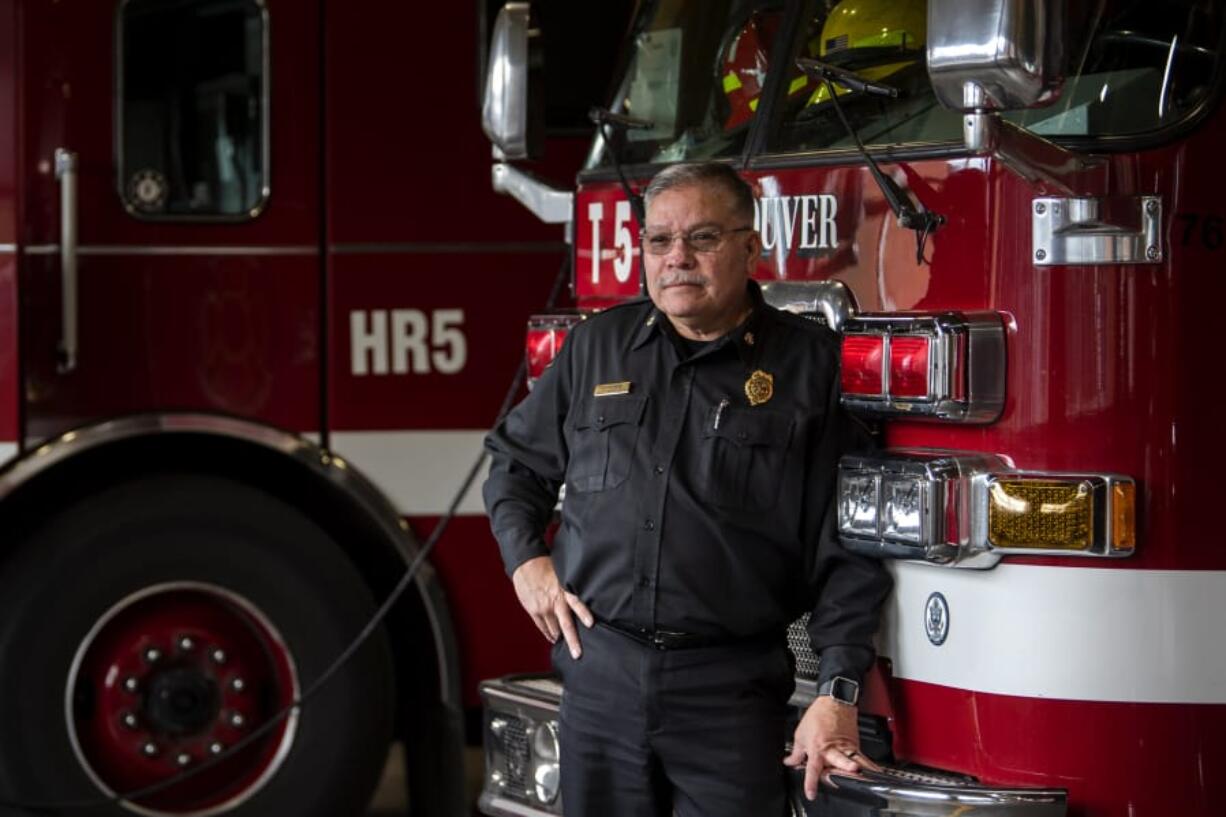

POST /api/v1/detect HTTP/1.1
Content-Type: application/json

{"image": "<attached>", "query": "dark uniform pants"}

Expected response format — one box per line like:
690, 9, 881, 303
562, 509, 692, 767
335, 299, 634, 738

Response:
552, 622, 794, 817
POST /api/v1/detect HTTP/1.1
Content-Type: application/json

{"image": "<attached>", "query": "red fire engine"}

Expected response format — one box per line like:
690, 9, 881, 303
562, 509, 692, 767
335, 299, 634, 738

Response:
0, 1, 636, 814
477, 0, 1226, 815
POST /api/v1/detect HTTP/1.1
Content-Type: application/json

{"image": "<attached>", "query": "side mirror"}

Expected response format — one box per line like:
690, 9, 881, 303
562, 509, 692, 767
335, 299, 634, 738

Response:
927, 0, 1064, 112
927, 0, 1104, 196
482, 2, 543, 160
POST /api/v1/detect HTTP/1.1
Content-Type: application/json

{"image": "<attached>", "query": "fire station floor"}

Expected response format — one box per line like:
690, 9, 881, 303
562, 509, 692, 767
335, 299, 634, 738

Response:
366, 742, 485, 816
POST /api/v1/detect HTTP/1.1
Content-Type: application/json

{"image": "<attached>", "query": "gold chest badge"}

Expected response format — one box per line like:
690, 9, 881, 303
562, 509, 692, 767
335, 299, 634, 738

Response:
593, 381, 632, 397
744, 370, 774, 406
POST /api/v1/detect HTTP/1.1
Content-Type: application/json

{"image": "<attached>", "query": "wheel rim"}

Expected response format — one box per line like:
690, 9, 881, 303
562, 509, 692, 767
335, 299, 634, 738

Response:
65, 581, 300, 816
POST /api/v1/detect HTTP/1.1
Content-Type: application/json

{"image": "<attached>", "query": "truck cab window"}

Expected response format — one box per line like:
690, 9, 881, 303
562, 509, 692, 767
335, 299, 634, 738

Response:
769, 0, 1224, 155
588, 0, 785, 169
1005, 0, 1223, 139
118, 0, 268, 219
769, 0, 961, 154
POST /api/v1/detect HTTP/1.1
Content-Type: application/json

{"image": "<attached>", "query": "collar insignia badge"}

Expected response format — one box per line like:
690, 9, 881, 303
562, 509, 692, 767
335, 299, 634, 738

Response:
744, 370, 774, 406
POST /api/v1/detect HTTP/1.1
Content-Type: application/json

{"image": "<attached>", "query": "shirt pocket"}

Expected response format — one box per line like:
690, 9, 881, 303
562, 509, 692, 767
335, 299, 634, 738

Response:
567, 394, 648, 493
700, 404, 794, 511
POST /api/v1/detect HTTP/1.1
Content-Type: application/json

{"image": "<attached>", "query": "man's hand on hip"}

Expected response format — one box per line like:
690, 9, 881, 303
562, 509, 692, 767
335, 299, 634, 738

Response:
511, 556, 594, 659
784, 695, 879, 801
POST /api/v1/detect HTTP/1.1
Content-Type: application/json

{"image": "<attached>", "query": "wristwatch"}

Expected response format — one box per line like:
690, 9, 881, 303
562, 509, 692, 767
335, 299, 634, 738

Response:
816, 676, 860, 706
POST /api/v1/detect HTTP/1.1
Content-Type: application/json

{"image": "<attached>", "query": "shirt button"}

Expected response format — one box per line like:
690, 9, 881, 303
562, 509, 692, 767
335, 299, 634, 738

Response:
653, 464, 665, 475
736, 431, 748, 442
637, 576, 651, 588
643, 518, 655, 531
596, 415, 605, 425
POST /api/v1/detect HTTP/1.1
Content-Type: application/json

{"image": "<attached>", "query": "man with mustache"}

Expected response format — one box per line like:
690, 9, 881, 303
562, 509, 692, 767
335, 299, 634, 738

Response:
484, 162, 891, 816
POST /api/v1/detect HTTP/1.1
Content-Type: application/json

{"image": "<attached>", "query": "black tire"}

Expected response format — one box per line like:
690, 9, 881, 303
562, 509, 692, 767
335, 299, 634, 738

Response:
0, 474, 395, 817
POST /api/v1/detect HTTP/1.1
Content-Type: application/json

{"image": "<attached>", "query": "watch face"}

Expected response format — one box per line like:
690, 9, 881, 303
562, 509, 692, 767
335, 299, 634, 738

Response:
824, 676, 860, 705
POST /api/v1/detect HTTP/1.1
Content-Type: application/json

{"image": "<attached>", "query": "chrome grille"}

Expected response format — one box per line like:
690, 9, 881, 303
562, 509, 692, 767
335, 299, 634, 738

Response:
787, 614, 820, 679
499, 716, 531, 796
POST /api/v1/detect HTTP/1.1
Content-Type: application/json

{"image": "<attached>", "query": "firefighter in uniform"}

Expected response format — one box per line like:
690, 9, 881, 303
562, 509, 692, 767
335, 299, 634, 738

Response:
483, 161, 891, 816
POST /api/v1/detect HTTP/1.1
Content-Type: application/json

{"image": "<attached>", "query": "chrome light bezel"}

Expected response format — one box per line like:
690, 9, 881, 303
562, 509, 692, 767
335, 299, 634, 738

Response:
839, 451, 1136, 568
480, 676, 565, 815
530, 721, 561, 804
525, 311, 585, 390
840, 312, 1005, 424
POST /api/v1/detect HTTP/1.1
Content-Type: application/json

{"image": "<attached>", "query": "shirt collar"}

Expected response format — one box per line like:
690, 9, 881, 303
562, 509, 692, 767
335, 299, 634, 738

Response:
631, 304, 662, 351
730, 280, 768, 367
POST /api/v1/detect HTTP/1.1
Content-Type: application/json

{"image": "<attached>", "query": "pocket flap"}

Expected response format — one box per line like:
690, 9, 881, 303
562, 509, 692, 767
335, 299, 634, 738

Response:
702, 405, 794, 447
574, 394, 647, 430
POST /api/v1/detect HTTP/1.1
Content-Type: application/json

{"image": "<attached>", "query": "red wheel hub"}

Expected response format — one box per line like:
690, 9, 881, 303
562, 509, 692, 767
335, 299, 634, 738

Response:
68, 583, 299, 815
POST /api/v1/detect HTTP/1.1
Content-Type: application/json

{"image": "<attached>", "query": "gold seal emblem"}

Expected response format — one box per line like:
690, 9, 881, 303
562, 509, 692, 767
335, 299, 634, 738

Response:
744, 370, 774, 406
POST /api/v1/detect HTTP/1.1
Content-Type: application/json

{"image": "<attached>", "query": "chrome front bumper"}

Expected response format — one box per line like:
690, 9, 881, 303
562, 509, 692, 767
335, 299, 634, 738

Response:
479, 674, 1066, 817
803, 766, 1064, 816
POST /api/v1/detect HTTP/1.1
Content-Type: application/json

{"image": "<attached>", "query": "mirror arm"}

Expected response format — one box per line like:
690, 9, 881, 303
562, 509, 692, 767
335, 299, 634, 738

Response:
959, 85, 1106, 198
963, 112, 1106, 197
491, 161, 574, 228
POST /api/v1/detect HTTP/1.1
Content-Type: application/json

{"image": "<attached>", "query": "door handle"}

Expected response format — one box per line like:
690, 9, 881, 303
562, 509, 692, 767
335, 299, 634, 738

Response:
54, 148, 78, 373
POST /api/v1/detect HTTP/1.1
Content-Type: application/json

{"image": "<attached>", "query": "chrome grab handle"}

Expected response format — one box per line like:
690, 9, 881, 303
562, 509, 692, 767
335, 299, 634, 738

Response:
54, 148, 79, 373
1031, 196, 1163, 266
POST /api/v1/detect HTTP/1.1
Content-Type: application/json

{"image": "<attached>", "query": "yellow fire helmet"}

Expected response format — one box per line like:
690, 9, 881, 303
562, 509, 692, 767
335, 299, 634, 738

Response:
789, 0, 927, 107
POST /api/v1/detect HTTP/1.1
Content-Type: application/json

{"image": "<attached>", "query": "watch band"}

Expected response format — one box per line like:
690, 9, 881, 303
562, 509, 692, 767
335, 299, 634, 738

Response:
816, 676, 860, 706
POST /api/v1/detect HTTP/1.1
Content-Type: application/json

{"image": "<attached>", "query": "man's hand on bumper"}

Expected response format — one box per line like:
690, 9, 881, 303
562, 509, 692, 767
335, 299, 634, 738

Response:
511, 556, 594, 659
783, 695, 880, 800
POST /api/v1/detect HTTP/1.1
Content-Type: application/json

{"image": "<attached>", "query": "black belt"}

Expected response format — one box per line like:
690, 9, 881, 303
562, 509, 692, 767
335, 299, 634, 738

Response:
599, 620, 777, 651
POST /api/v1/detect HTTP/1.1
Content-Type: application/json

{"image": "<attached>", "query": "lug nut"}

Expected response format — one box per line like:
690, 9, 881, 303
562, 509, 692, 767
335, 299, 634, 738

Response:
230, 677, 246, 693
121, 712, 139, 730
177, 636, 195, 652
123, 676, 140, 693
176, 752, 192, 767
210, 648, 227, 665
209, 741, 224, 756
229, 711, 245, 728
141, 742, 159, 757
143, 647, 162, 663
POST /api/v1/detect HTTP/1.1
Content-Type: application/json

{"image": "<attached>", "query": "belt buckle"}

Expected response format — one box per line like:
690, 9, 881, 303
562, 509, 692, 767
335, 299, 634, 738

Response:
650, 629, 688, 650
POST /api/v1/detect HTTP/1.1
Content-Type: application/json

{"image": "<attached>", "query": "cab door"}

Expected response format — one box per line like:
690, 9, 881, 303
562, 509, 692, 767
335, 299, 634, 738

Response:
19, 0, 322, 446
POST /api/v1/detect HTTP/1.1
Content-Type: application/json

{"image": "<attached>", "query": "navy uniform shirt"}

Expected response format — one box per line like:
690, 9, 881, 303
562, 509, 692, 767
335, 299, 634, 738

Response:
483, 282, 891, 687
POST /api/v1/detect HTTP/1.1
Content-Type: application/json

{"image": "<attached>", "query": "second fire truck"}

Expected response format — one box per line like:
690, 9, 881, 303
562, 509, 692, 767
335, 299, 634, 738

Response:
0, 0, 640, 814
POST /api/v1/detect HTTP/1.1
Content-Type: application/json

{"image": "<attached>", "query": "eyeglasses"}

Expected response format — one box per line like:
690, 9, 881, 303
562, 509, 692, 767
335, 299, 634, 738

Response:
639, 226, 755, 256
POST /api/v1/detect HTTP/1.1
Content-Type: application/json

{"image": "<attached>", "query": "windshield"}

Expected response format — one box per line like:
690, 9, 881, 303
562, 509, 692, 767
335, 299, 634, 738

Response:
587, 0, 786, 168
1006, 0, 1222, 139
588, 0, 1224, 166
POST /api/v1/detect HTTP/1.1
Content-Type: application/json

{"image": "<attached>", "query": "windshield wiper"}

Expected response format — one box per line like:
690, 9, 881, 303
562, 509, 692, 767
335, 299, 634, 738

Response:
589, 107, 653, 225
796, 58, 945, 265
